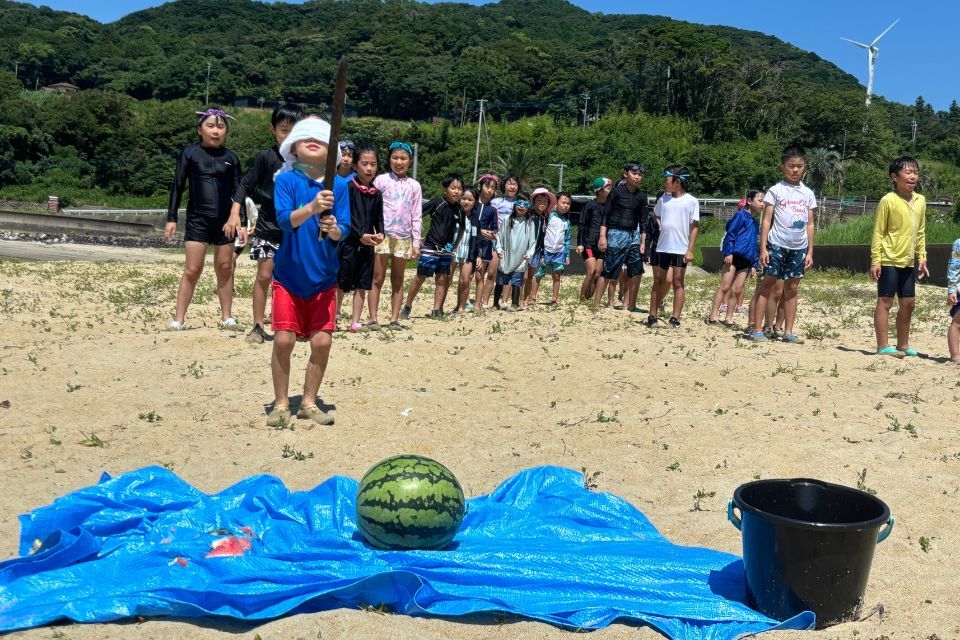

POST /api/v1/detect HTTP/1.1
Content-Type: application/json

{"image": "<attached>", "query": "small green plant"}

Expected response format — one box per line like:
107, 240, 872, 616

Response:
581, 467, 602, 491
79, 432, 104, 447
666, 461, 681, 472
184, 361, 204, 379
918, 536, 931, 553
830, 362, 840, 378
138, 410, 162, 423
856, 468, 877, 496
594, 409, 620, 423
281, 444, 313, 461
488, 321, 503, 334
692, 489, 716, 511
66, 382, 83, 392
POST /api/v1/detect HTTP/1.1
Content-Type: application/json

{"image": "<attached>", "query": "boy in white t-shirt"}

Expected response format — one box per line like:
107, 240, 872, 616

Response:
647, 165, 699, 328
748, 146, 816, 344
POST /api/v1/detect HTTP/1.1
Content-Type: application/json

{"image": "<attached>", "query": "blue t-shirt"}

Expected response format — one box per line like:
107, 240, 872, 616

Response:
273, 171, 351, 298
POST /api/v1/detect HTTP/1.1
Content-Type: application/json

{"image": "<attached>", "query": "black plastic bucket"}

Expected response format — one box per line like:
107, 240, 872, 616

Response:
728, 478, 894, 628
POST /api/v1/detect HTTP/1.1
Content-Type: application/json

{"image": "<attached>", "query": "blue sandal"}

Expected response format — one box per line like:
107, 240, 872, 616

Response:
876, 346, 905, 358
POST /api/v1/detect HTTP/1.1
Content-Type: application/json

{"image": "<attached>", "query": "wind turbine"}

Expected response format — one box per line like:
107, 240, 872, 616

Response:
842, 19, 900, 106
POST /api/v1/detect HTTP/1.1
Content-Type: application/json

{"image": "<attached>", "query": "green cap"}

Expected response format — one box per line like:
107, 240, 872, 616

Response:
592, 177, 612, 192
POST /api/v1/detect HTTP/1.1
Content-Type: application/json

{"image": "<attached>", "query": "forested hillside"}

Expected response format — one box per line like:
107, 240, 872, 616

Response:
1, 0, 959, 206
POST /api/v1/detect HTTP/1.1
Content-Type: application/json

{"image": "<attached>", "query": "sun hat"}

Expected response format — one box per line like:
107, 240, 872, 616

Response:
530, 187, 558, 213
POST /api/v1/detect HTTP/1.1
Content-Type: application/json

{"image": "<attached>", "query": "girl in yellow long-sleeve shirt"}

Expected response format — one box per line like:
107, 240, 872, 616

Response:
869, 156, 930, 358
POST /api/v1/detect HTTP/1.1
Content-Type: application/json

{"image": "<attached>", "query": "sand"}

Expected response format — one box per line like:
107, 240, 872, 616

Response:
0, 251, 957, 639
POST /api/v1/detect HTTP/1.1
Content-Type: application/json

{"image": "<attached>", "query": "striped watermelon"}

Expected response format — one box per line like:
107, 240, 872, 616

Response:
356, 455, 466, 550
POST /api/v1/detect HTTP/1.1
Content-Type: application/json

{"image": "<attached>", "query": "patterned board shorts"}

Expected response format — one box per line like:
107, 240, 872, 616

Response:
375, 236, 415, 260
249, 237, 279, 261
417, 249, 453, 277
535, 250, 566, 278
601, 229, 644, 279
763, 243, 807, 280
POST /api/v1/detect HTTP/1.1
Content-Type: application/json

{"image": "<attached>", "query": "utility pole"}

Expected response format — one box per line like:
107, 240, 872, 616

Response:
911, 118, 918, 142
581, 92, 590, 129
13, 61, 19, 78
547, 163, 566, 191
412, 143, 419, 181
205, 62, 212, 105
472, 99, 487, 183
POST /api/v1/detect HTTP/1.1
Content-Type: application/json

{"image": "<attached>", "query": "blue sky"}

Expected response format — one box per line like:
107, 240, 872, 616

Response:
23, 0, 959, 110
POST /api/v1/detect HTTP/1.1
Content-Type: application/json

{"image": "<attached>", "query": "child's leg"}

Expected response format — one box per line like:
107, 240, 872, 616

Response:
369, 253, 388, 323
764, 279, 783, 329
352, 290, 366, 326
473, 262, 485, 306
174, 241, 208, 323
511, 283, 521, 308
389, 256, 408, 322
213, 243, 236, 320
456, 262, 473, 311
252, 257, 273, 327
528, 274, 543, 303
949, 311, 960, 360
551, 271, 561, 302
726, 270, 749, 324
648, 268, 662, 316
302, 330, 333, 408
493, 283, 504, 309
592, 275, 608, 306
271, 330, 297, 408
433, 273, 450, 312
895, 296, 916, 351
336, 289, 344, 314
671, 267, 687, 319
709, 263, 736, 321
523, 265, 536, 301
404, 274, 427, 309
874, 296, 894, 349
752, 275, 777, 331
579, 257, 595, 300
484, 253, 500, 305
781, 278, 800, 335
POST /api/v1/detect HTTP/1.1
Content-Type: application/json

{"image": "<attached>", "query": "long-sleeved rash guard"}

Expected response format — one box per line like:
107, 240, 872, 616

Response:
167, 143, 241, 223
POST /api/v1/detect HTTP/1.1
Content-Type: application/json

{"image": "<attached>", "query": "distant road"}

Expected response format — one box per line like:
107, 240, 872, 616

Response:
0, 240, 178, 263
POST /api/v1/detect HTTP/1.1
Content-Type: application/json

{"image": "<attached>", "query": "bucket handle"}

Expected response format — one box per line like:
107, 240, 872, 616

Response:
877, 516, 895, 544
727, 500, 742, 531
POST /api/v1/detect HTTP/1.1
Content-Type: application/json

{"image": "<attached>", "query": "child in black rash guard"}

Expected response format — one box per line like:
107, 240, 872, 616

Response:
338, 144, 385, 332
231, 103, 304, 344
401, 174, 466, 319
164, 107, 242, 331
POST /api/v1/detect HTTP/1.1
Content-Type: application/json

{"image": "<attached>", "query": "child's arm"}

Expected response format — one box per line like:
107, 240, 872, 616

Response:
411, 183, 423, 256
224, 150, 245, 241
450, 209, 466, 252
599, 191, 616, 251
947, 240, 960, 300
686, 221, 699, 264
869, 197, 889, 279
917, 197, 928, 278
758, 203, 774, 268
164, 147, 190, 242
721, 213, 739, 257
563, 220, 571, 265
576, 204, 587, 250
804, 209, 815, 271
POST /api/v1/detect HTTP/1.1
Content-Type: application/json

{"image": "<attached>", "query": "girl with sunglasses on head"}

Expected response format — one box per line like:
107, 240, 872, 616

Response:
494, 196, 537, 312
371, 141, 423, 330
164, 107, 243, 331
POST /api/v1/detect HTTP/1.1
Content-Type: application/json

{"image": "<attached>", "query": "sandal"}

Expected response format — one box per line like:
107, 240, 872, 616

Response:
669, 317, 681, 328
218, 317, 240, 331
387, 320, 405, 330
782, 333, 805, 344
705, 318, 720, 325
297, 404, 334, 427
366, 320, 381, 331
876, 346, 905, 358
168, 320, 184, 331
349, 322, 364, 333
898, 347, 919, 357
265, 405, 291, 428
748, 331, 768, 342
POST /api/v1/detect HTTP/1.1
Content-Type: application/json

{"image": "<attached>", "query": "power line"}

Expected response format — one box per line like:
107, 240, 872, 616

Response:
204, 62, 212, 106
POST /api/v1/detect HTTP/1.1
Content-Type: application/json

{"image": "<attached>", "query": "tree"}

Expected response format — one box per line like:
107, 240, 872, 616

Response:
805, 147, 844, 197
495, 148, 540, 190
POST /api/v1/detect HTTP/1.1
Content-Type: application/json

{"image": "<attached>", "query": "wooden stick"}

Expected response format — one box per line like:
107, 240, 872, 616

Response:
320, 56, 348, 239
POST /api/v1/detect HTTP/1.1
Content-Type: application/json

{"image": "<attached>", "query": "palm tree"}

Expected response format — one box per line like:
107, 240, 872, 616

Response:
804, 147, 844, 198
495, 148, 540, 190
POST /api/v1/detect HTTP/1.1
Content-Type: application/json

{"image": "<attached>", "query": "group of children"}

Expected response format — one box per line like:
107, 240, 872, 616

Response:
164, 110, 960, 426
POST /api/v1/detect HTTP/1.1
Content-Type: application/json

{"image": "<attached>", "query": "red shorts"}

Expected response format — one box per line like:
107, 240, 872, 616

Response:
271, 281, 337, 339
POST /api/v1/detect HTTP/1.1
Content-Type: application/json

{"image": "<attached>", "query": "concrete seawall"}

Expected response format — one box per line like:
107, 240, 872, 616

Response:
702, 244, 953, 287
0, 210, 158, 237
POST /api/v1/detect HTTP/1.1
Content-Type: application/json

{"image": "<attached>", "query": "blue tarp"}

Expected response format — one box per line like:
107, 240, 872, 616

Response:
0, 465, 814, 637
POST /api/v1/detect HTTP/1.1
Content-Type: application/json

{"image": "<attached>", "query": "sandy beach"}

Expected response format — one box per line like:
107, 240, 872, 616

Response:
0, 250, 956, 639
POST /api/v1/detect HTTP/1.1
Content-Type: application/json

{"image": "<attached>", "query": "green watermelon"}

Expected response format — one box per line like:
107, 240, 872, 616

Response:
356, 455, 465, 550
